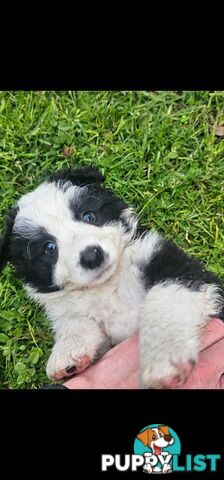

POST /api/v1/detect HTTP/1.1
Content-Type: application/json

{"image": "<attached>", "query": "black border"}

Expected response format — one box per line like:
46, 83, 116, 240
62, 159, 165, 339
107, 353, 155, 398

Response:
0, 389, 223, 478
1, 57, 224, 477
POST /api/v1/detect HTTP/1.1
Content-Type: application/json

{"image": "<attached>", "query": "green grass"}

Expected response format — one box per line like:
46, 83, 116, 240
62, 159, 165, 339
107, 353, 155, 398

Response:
1, 91, 224, 389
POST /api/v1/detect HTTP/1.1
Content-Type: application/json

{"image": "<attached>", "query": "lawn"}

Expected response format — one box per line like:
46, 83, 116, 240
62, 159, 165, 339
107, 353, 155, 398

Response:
0, 90, 224, 389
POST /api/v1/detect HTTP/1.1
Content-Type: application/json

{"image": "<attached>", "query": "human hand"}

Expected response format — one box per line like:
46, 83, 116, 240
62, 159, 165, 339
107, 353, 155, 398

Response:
63, 318, 224, 389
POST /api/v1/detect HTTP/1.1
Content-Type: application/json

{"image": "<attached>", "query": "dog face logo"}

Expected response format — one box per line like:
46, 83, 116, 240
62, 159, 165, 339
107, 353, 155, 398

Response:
134, 424, 181, 474
137, 426, 174, 455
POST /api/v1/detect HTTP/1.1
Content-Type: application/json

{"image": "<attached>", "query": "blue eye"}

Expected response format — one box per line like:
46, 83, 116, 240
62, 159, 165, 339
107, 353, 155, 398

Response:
82, 211, 96, 223
44, 241, 57, 255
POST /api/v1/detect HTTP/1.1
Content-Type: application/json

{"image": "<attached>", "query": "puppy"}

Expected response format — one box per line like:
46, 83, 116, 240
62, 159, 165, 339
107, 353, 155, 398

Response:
0, 166, 223, 388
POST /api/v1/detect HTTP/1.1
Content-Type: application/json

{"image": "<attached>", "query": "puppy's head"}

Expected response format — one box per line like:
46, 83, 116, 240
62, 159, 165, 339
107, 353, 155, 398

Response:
0, 166, 137, 294
137, 425, 174, 452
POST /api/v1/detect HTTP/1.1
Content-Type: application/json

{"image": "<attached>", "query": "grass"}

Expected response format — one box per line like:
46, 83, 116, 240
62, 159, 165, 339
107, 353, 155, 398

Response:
0, 90, 224, 389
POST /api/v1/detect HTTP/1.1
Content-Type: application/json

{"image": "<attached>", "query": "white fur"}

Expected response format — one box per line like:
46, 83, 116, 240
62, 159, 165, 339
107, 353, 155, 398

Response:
15, 182, 223, 384
139, 281, 222, 387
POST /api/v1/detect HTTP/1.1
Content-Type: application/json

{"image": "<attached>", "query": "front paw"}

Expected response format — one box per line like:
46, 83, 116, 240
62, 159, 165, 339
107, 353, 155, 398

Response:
46, 342, 91, 380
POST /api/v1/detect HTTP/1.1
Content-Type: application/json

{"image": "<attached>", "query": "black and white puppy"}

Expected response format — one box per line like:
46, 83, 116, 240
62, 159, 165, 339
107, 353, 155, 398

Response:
0, 166, 224, 388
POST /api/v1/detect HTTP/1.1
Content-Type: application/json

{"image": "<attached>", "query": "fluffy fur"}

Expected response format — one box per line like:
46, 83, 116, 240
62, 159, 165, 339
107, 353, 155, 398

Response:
1, 165, 224, 388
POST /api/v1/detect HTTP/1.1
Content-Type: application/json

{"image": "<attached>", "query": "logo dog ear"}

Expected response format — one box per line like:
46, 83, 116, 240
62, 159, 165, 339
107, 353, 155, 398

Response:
159, 425, 169, 436
50, 166, 105, 187
0, 207, 18, 271
137, 428, 154, 447
159, 425, 174, 444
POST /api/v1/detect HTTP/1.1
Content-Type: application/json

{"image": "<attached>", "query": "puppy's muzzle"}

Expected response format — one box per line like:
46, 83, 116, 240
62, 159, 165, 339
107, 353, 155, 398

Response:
80, 245, 105, 270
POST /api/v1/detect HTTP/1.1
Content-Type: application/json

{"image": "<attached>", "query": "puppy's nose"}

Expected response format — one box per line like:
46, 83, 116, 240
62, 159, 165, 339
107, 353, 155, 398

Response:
80, 246, 104, 270
164, 435, 172, 442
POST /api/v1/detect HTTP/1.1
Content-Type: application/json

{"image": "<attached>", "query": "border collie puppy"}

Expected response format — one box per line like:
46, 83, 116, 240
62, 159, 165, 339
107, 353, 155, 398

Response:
0, 166, 223, 388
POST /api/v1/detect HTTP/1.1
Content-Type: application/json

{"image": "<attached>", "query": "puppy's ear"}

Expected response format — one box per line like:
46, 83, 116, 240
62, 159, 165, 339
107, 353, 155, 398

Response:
137, 428, 154, 447
159, 425, 169, 436
0, 207, 18, 271
50, 166, 105, 187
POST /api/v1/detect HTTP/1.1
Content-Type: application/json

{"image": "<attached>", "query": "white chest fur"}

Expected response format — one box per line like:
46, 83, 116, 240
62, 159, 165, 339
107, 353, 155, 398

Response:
28, 244, 149, 344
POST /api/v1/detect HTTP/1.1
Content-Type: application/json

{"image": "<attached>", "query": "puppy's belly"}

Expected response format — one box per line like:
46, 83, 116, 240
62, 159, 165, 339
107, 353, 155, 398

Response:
95, 307, 140, 344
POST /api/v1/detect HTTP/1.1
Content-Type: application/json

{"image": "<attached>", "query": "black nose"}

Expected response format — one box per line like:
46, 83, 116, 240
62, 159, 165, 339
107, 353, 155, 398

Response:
80, 246, 104, 270
164, 435, 172, 442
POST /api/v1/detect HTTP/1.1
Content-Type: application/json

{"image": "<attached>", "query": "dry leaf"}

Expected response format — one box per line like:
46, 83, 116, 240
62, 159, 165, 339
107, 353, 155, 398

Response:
214, 125, 224, 137
63, 146, 74, 157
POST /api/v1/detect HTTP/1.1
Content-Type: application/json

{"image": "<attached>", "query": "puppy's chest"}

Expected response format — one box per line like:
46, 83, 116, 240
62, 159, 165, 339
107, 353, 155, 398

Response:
59, 270, 145, 342
78, 288, 144, 342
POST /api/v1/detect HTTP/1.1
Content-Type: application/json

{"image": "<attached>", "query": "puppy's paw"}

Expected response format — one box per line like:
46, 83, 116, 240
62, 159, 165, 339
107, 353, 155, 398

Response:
140, 350, 197, 389
161, 360, 195, 389
46, 333, 112, 381
46, 344, 91, 380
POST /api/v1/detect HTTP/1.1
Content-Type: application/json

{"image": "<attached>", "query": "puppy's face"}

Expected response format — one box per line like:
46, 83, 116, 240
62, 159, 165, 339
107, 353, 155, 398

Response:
137, 425, 174, 452
0, 167, 137, 293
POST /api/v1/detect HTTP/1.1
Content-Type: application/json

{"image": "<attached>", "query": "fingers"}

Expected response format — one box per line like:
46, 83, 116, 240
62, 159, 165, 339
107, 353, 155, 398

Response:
180, 336, 224, 389
201, 318, 224, 350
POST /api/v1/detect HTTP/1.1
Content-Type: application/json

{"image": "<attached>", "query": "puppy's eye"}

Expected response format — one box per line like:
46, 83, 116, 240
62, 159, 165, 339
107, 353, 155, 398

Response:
82, 211, 96, 224
44, 241, 57, 255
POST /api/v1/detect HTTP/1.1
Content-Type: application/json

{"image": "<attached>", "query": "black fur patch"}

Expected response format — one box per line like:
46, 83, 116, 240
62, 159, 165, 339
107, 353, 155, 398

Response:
50, 166, 105, 187
51, 165, 129, 227
142, 237, 224, 317
70, 186, 128, 227
9, 226, 60, 293
0, 207, 18, 271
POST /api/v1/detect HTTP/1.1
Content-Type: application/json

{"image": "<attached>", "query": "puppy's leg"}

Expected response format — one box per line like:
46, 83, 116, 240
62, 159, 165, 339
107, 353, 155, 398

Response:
139, 281, 222, 389
46, 318, 111, 380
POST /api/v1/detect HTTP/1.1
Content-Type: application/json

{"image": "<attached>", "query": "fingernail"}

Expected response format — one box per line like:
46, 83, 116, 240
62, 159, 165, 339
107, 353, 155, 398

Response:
65, 366, 76, 374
